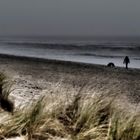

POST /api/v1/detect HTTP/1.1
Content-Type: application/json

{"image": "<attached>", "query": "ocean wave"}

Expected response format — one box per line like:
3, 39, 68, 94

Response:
77, 53, 140, 60
1, 41, 140, 51
76, 53, 124, 58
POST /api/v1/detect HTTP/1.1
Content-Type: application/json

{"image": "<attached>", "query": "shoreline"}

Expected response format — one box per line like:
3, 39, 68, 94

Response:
0, 53, 111, 69
0, 53, 140, 71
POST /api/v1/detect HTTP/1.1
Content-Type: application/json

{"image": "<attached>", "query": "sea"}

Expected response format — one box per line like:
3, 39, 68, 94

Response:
0, 36, 140, 69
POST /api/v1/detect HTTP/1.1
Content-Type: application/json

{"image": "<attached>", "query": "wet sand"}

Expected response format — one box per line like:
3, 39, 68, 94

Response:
0, 54, 140, 107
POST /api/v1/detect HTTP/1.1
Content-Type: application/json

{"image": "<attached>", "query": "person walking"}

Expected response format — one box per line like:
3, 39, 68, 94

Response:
123, 56, 130, 69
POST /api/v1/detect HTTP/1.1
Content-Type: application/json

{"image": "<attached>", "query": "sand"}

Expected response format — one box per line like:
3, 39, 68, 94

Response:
0, 54, 140, 140
0, 54, 140, 107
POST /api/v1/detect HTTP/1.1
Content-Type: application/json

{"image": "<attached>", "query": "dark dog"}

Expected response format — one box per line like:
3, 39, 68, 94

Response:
107, 62, 115, 67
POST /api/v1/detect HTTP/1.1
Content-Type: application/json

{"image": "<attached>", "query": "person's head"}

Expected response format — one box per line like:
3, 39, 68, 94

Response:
125, 56, 128, 58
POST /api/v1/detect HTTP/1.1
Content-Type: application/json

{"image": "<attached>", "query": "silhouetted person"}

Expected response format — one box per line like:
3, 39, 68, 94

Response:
123, 56, 130, 69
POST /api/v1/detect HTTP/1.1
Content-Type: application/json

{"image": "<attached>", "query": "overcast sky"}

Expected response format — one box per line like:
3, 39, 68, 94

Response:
0, 0, 140, 36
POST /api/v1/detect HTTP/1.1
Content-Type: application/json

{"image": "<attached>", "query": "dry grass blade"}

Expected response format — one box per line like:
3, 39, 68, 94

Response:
0, 85, 140, 140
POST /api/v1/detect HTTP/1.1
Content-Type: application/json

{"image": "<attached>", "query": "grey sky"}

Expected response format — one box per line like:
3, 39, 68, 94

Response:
0, 0, 140, 36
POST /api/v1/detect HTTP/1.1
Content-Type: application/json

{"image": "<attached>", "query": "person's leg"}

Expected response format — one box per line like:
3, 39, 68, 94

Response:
126, 63, 128, 69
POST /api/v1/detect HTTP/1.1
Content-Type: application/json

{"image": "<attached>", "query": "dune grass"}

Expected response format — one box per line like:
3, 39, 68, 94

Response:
0, 92, 140, 140
0, 73, 140, 140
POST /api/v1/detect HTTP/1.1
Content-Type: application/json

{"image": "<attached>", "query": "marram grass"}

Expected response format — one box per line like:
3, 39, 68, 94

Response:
1, 93, 140, 140
0, 73, 140, 140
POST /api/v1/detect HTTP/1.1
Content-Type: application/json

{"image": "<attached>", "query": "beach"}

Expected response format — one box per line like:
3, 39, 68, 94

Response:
0, 54, 140, 139
0, 54, 139, 107
1, 0, 140, 138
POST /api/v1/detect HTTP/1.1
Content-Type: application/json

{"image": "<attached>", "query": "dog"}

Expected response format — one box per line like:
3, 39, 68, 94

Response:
107, 62, 115, 67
